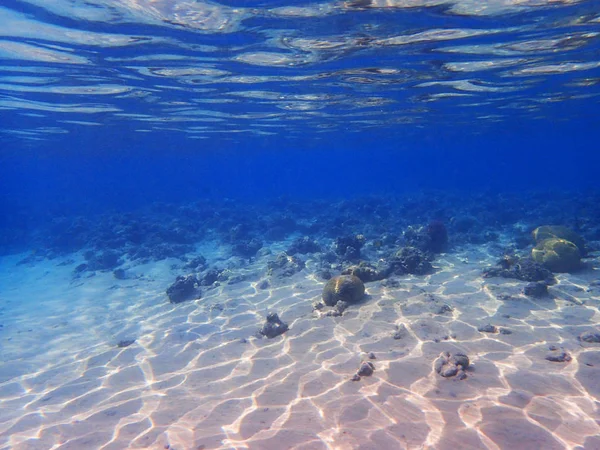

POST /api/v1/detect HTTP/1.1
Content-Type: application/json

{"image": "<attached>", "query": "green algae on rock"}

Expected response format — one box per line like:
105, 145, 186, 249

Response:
322, 274, 365, 307
532, 225, 585, 254
531, 238, 581, 273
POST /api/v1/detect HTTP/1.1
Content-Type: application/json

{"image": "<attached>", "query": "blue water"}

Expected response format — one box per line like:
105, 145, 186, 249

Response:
1, 0, 599, 226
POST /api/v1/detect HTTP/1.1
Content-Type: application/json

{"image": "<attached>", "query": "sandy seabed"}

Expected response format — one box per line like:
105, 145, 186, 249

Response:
1, 244, 600, 450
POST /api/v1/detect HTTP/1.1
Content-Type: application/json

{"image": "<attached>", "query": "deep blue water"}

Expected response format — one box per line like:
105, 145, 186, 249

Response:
0, 0, 599, 246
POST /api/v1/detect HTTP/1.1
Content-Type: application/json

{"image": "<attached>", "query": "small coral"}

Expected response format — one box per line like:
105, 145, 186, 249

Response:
259, 312, 289, 339
322, 275, 365, 307
426, 220, 448, 253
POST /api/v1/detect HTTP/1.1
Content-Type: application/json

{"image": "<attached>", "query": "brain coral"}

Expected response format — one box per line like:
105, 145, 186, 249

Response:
532, 225, 585, 254
531, 238, 581, 273
322, 274, 365, 307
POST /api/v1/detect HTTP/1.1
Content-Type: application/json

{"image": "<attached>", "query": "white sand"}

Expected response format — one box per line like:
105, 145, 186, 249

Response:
1, 246, 599, 450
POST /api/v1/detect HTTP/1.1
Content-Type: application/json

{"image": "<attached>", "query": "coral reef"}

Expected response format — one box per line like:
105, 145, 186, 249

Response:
166, 275, 200, 304
287, 236, 321, 255
341, 261, 389, 282
267, 253, 305, 278
483, 256, 555, 283
390, 247, 433, 275
334, 234, 365, 261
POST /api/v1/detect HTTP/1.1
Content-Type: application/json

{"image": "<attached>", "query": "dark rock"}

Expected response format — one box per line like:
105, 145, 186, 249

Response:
334, 300, 349, 315
227, 274, 245, 285
312, 301, 325, 311
381, 278, 400, 288
259, 312, 289, 339
74, 263, 88, 273
288, 237, 321, 255
426, 220, 448, 253
403, 226, 430, 252
264, 226, 289, 241
199, 268, 222, 286
85, 250, 122, 271
342, 261, 390, 283
452, 215, 478, 233
334, 235, 365, 260
523, 281, 549, 298
346, 0, 373, 9
343, 246, 360, 261
183, 255, 207, 271
390, 246, 433, 275
435, 304, 453, 315
483, 256, 555, 283
435, 351, 470, 378
267, 252, 305, 278
357, 361, 374, 377
117, 339, 135, 348
546, 350, 572, 362
392, 324, 407, 340
478, 324, 498, 333
166, 275, 200, 304
578, 331, 600, 343
434, 355, 446, 373
450, 353, 470, 369
441, 365, 459, 378
499, 328, 513, 335
113, 268, 127, 280
322, 275, 365, 307
368, 352, 376, 360
351, 374, 361, 382
403, 221, 448, 254
318, 270, 332, 280
257, 279, 270, 290
233, 238, 263, 258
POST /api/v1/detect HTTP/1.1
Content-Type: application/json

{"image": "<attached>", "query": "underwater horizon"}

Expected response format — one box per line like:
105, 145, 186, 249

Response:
1, 1, 600, 449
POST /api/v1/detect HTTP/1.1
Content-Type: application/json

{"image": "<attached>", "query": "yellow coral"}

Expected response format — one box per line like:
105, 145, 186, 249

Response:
531, 238, 581, 273
322, 275, 365, 306
532, 225, 585, 253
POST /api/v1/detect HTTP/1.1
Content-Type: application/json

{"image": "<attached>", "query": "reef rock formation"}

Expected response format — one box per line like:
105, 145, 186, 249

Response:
435, 352, 470, 379
267, 252, 305, 278
287, 236, 321, 255
483, 255, 555, 283
341, 261, 389, 282
390, 246, 433, 275
166, 274, 200, 304
259, 312, 289, 338
334, 234, 366, 261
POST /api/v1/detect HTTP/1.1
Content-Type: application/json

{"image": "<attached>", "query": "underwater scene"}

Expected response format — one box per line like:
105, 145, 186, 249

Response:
1, 0, 600, 449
